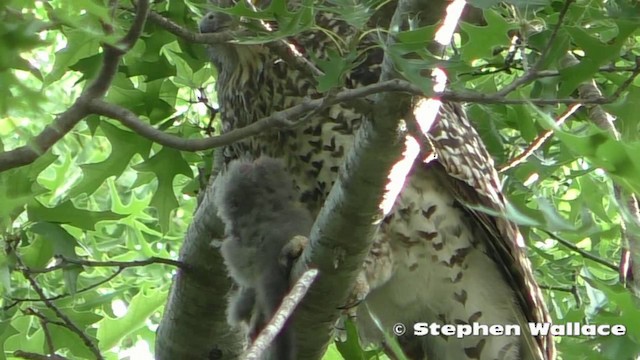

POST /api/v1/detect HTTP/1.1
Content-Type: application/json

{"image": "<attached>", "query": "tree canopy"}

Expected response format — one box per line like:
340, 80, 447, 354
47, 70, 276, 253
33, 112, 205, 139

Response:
1, 0, 640, 359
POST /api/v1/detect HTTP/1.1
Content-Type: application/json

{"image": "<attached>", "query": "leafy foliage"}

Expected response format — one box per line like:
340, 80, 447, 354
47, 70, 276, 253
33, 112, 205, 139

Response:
1, 0, 639, 359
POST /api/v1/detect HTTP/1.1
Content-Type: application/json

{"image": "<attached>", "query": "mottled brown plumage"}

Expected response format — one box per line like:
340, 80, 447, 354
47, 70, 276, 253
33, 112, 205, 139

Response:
201, 4, 554, 360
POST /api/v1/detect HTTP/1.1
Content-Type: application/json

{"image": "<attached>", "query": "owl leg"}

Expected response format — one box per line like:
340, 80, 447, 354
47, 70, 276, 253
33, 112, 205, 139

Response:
342, 229, 395, 318
227, 286, 256, 330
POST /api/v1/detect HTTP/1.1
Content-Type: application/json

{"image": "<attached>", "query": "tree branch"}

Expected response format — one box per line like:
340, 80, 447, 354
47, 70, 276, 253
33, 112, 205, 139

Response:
86, 79, 621, 157
117, 0, 150, 52
535, 65, 640, 78
0, 0, 150, 173
243, 269, 319, 359
155, 179, 244, 359
2, 1, 633, 174
2, 49, 628, 174
288, 0, 422, 358
26, 255, 188, 274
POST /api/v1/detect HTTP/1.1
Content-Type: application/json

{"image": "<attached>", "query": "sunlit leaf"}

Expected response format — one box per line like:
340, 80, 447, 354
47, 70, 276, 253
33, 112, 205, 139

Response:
96, 287, 167, 351
27, 202, 125, 231
459, 10, 515, 63
70, 122, 152, 197
133, 147, 192, 232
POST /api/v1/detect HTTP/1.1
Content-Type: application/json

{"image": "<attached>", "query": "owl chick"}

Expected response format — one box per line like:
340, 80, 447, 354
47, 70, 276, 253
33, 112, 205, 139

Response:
214, 156, 313, 360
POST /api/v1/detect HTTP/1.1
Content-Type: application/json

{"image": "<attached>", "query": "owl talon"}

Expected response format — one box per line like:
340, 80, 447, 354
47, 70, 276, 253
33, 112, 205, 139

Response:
279, 235, 309, 268
340, 271, 370, 318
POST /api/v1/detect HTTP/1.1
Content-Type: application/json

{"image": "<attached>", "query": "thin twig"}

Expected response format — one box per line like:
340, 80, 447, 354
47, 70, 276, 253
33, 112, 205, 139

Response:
540, 284, 573, 293
146, 10, 238, 44
497, 57, 639, 173
541, 230, 618, 271
28, 255, 189, 274
468, 64, 639, 78
496, 0, 575, 97
6, 268, 124, 309
18, 258, 104, 360
22, 308, 68, 328
26, 308, 57, 355
241, 0, 324, 78
536, 1, 573, 71
499, 103, 582, 172
608, 58, 640, 100
536, 65, 640, 77
146, 9, 323, 78
117, 0, 149, 50
540, 284, 581, 306
0, 65, 623, 173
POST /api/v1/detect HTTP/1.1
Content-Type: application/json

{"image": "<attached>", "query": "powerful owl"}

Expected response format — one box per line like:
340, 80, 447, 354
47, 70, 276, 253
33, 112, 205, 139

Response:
200, 2, 555, 360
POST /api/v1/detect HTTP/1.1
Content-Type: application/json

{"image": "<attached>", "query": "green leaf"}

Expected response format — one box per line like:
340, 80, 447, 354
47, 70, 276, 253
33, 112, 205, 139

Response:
335, 318, 379, 360
106, 79, 176, 124
320, 0, 379, 30
605, 85, 640, 142
47, 325, 97, 358
559, 20, 639, 96
68, 53, 102, 83
553, 129, 640, 194
577, 175, 611, 222
19, 236, 54, 269
73, 289, 128, 312
0, 260, 12, 297
535, 197, 576, 231
315, 49, 360, 92
70, 121, 152, 197
459, 10, 516, 63
133, 147, 192, 232
96, 287, 167, 351
509, 105, 538, 142
0, 151, 56, 224
4, 316, 45, 354
122, 57, 177, 82
47, 28, 101, 84
30, 222, 78, 258
28, 201, 125, 231
272, 0, 315, 36
581, 277, 640, 356
0, 322, 19, 360
396, 25, 438, 50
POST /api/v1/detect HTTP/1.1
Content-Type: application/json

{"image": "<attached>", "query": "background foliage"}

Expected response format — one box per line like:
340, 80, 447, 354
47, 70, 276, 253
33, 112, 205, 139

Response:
1, 0, 640, 359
